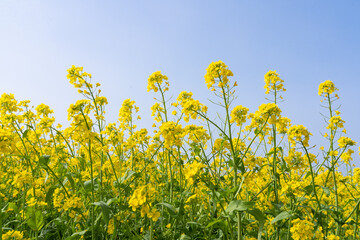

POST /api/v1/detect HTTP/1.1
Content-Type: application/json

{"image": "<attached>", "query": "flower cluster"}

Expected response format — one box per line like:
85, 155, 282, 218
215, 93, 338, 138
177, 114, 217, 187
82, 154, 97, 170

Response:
288, 125, 312, 147
147, 71, 169, 92
264, 70, 286, 94
230, 105, 249, 126
318, 80, 337, 96
204, 60, 233, 91
0, 63, 358, 240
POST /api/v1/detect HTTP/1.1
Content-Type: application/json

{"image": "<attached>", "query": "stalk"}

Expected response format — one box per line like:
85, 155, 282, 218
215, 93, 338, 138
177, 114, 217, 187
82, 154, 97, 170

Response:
237, 212, 242, 240
301, 141, 321, 210
327, 93, 340, 234
353, 204, 359, 240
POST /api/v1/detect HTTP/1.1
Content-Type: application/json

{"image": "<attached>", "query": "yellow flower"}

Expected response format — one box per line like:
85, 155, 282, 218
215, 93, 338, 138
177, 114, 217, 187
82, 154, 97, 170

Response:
318, 80, 337, 96
230, 105, 249, 126
157, 121, 184, 149
290, 218, 314, 240
204, 61, 233, 91
67, 65, 92, 89
175, 91, 207, 122
288, 125, 312, 147
147, 71, 169, 92
327, 116, 345, 130
338, 136, 356, 148
264, 70, 286, 94
107, 218, 114, 235
2, 230, 24, 240
327, 235, 340, 240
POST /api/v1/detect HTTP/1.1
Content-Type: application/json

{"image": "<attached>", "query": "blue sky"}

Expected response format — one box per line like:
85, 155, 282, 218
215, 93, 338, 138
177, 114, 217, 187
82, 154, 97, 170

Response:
1, 0, 359, 156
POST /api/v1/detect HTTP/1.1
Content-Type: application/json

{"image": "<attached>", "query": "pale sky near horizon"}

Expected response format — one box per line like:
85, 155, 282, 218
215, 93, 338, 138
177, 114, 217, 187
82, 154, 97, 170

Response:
1, 0, 359, 159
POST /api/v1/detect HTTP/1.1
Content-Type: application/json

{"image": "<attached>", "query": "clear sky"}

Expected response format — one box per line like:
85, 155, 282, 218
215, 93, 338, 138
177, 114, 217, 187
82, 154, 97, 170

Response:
1, 0, 359, 157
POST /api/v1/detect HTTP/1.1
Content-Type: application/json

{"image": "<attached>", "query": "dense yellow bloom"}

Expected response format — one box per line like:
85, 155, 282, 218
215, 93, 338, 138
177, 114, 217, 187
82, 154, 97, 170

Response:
95, 96, 108, 106
288, 125, 312, 147
318, 80, 337, 96
204, 60, 233, 91
128, 186, 148, 211
119, 99, 139, 130
0, 93, 19, 114
175, 91, 208, 122
230, 105, 249, 126
128, 185, 159, 221
184, 160, 206, 185
12, 170, 32, 188
212, 138, 231, 153
264, 70, 286, 94
290, 218, 314, 240
276, 116, 291, 134
147, 71, 169, 92
157, 121, 184, 149
0, 128, 14, 153
0, 62, 358, 239
327, 235, 340, 240
327, 116, 345, 130
2, 230, 24, 240
150, 102, 164, 122
338, 136, 356, 148
67, 65, 92, 89
250, 103, 281, 128
107, 218, 115, 235
184, 125, 210, 145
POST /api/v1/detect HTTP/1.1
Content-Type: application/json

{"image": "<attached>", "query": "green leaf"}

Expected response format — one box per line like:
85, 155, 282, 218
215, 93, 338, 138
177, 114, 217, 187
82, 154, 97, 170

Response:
225, 200, 255, 214
26, 207, 44, 232
178, 234, 191, 240
92, 201, 111, 223
271, 211, 292, 224
304, 184, 315, 195
84, 178, 99, 192
120, 170, 136, 183
156, 202, 176, 215
321, 186, 330, 196
66, 173, 76, 191
39, 155, 50, 166
22, 129, 30, 138
257, 220, 264, 240
206, 219, 224, 228
7, 202, 18, 213
65, 229, 88, 240
45, 186, 56, 205
247, 208, 265, 222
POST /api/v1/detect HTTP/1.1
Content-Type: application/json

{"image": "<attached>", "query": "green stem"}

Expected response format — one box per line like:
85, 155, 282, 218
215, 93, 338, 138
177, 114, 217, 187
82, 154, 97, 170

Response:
353, 204, 359, 240
237, 212, 242, 240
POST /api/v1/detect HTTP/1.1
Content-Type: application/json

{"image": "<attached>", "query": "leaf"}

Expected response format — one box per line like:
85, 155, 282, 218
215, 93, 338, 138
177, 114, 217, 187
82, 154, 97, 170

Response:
45, 186, 56, 205
120, 170, 136, 183
303, 184, 315, 195
247, 208, 265, 222
178, 234, 191, 240
156, 202, 176, 215
22, 129, 30, 138
39, 155, 50, 166
65, 229, 88, 240
206, 219, 224, 228
257, 220, 264, 240
26, 208, 44, 232
84, 178, 99, 192
66, 173, 76, 191
7, 202, 18, 213
321, 186, 330, 196
225, 200, 255, 214
92, 201, 111, 223
271, 211, 292, 224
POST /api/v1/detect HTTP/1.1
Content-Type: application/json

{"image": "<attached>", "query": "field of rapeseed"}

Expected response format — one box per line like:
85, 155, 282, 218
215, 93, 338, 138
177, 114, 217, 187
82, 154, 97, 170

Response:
0, 61, 358, 240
